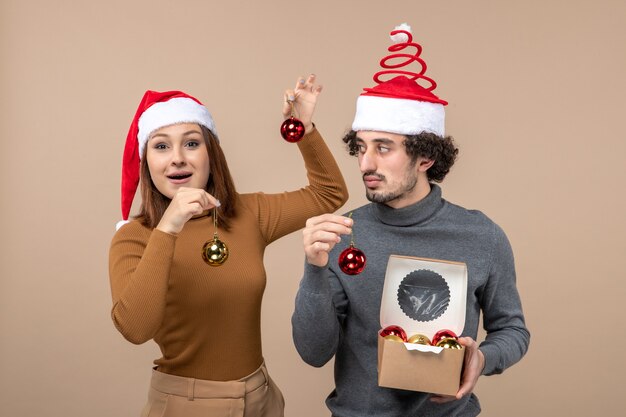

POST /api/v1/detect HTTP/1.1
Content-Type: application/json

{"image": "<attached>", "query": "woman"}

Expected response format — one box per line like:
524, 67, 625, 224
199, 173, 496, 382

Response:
109, 75, 348, 417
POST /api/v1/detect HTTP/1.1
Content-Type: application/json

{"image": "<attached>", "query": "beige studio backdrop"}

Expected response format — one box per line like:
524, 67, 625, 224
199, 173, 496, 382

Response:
1, 1, 625, 416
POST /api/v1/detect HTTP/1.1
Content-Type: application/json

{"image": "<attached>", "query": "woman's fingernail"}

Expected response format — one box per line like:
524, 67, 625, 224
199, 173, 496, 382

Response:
288, 95, 294, 101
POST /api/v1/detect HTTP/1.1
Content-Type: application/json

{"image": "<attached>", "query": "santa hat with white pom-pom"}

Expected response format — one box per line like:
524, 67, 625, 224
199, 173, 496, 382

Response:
116, 90, 217, 230
352, 23, 448, 136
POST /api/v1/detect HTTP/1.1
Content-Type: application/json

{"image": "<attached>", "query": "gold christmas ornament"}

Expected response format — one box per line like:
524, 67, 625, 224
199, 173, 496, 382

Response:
435, 337, 462, 350
407, 334, 431, 345
202, 207, 229, 266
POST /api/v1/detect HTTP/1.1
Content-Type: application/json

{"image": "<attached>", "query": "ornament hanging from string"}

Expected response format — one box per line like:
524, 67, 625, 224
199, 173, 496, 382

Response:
338, 213, 366, 275
280, 99, 305, 142
202, 206, 229, 266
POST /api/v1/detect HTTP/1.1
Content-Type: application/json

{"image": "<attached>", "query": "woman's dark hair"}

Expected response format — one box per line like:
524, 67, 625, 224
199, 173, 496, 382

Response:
136, 125, 237, 229
341, 130, 459, 182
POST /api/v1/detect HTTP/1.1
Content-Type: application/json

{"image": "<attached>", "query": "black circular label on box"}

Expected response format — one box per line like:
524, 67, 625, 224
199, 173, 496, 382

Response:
397, 269, 450, 322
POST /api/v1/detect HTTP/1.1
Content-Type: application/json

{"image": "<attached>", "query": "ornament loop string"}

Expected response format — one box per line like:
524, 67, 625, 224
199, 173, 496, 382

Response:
288, 100, 296, 117
348, 212, 355, 246
213, 206, 218, 233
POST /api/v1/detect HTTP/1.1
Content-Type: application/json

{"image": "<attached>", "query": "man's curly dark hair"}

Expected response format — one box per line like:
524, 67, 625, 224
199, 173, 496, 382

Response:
341, 130, 459, 183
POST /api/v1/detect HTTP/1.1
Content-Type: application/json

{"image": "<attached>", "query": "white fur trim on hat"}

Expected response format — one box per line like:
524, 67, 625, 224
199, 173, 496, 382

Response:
351, 95, 445, 136
137, 97, 216, 158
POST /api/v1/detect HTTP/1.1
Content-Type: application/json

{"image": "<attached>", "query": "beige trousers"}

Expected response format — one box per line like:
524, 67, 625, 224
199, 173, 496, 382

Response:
141, 362, 285, 417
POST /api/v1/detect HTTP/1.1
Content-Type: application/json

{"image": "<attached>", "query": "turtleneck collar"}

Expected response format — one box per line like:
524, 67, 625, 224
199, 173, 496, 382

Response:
370, 183, 444, 227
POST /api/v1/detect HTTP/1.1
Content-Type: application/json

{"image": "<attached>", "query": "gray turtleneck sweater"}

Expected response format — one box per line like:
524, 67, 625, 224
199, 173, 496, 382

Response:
291, 184, 530, 417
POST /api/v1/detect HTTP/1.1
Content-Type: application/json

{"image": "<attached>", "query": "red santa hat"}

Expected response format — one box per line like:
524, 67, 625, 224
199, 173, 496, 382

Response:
117, 90, 217, 230
352, 23, 448, 136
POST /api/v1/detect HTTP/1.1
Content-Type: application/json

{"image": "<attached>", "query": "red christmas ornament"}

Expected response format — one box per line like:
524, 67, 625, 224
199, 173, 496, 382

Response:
431, 329, 458, 346
338, 212, 366, 275
280, 116, 305, 142
380, 325, 408, 342
338, 244, 366, 275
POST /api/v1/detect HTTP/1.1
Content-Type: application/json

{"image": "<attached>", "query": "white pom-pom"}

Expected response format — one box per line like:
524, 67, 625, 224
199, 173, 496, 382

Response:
116, 219, 130, 231
390, 23, 412, 44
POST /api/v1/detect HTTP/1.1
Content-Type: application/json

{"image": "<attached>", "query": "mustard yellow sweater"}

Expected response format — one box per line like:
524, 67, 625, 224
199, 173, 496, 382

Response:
109, 128, 348, 380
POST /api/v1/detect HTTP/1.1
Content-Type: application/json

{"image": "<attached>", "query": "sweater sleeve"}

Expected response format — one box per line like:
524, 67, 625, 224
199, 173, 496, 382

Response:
291, 263, 348, 367
249, 127, 348, 244
108, 223, 176, 344
479, 224, 531, 375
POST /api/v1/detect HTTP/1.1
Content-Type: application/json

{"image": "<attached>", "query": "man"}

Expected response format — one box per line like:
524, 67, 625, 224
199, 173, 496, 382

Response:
291, 24, 530, 417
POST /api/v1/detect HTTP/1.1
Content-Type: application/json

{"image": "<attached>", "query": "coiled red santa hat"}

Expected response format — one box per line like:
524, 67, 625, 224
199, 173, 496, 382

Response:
352, 23, 448, 136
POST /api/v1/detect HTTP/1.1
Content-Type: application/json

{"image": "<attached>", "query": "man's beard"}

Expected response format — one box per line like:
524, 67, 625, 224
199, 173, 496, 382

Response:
364, 170, 418, 204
